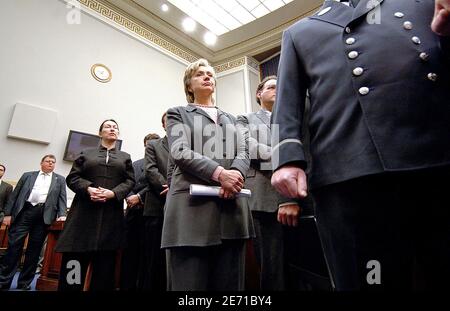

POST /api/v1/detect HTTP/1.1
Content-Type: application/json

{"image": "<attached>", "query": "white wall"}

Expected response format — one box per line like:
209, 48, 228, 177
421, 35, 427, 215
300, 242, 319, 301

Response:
0, 0, 187, 188
216, 70, 247, 117
249, 70, 261, 113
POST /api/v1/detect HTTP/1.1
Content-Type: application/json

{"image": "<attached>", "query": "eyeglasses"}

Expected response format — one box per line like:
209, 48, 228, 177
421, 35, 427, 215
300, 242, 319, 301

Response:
43, 160, 56, 164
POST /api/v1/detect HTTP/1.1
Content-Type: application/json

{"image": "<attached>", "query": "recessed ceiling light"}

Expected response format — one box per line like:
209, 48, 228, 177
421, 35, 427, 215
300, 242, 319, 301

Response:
161, 3, 169, 12
182, 17, 196, 32
204, 31, 217, 46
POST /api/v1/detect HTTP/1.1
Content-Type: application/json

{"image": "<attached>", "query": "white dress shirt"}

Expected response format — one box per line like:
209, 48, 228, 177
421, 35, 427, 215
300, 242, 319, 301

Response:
27, 171, 53, 205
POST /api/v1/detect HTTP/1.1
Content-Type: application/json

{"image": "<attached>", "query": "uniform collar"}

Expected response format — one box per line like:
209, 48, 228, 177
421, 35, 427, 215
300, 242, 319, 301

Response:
311, 0, 384, 27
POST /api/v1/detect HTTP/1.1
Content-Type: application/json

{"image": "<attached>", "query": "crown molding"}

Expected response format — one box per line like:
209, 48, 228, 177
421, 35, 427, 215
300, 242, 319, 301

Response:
71, 0, 201, 64
66, 0, 321, 68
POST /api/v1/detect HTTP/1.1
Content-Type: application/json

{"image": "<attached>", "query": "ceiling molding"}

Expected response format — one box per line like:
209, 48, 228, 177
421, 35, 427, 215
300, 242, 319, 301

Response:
76, 0, 201, 63
72, 0, 321, 66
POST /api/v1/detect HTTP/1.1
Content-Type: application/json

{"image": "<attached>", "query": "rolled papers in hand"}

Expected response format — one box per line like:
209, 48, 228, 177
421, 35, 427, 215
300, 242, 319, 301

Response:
190, 184, 251, 198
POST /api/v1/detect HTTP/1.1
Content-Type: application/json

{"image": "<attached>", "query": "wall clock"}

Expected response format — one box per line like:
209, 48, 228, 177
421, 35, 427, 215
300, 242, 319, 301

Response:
91, 63, 112, 83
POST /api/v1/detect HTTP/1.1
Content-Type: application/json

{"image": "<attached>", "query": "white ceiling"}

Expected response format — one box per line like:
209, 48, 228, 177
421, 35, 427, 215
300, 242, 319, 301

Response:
166, 0, 294, 36
104, 0, 323, 63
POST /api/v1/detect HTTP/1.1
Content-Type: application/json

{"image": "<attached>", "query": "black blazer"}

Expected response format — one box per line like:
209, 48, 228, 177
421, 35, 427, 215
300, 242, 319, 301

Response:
4, 172, 67, 225
0, 181, 13, 222
272, 0, 450, 188
128, 158, 149, 201
143, 136, 169, 217
56, 146, 135, 252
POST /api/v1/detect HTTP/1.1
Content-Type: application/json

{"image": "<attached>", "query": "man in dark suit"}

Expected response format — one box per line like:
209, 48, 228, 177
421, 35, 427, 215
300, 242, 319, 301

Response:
120, 132, 160, 290
237, 76, 300, 290
141, 112, 169, 291
271, 0, 450, 290
0, 164, 13, 224
0, 155, 67, 290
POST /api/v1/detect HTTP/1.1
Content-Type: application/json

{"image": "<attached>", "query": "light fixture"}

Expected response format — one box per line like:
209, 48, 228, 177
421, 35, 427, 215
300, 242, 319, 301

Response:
161, 3, 169, 12
182, 17, 196, 32
204, 31, 217, 46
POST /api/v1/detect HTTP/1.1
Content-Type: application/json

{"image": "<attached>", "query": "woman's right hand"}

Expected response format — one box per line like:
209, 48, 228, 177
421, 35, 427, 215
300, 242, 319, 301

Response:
218, 169, 243, 199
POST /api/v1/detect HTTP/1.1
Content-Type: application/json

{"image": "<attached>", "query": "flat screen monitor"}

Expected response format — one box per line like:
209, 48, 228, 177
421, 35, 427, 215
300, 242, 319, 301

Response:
63, 130, 122, 161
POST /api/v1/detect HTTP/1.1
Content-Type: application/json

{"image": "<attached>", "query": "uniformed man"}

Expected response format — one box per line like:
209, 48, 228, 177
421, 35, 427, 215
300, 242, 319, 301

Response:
271, 0, 450, 290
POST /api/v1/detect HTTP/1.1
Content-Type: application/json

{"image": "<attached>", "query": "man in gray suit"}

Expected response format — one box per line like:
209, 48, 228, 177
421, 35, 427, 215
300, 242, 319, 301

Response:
0, 164, 13, 224
0, 155, 67, 290
237, 76, 300, 290
141, 112, 169, 291
272, 0, 450, 290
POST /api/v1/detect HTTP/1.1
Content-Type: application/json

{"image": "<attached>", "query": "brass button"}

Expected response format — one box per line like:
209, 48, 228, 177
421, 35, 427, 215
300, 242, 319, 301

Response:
403, 21, 413, 30
427, 73, 438, 82
353, 67, 364, 76
348, 51, 359, 59
346, 37, 356, 45
359, 87, 370, 95
419, 52, 429, 61
412, 36, 421, 45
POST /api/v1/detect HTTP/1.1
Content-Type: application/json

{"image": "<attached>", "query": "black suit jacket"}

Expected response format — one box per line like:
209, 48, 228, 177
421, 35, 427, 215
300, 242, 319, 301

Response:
4, 171, 67, 225
0, 181, 13, 223
143, 136, 169, 217
272, 0, 450, 188
128, 158, 149, 202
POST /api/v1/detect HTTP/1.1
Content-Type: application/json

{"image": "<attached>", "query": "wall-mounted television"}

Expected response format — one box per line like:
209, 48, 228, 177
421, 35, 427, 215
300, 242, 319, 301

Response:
63, 130, 122, 161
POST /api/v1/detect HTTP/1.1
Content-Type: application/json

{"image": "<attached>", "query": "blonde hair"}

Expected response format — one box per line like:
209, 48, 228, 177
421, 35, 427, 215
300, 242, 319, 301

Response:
183, 58, 216, 103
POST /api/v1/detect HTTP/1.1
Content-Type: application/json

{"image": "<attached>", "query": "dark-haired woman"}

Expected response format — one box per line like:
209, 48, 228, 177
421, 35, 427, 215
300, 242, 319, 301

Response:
56, 119, 135, 291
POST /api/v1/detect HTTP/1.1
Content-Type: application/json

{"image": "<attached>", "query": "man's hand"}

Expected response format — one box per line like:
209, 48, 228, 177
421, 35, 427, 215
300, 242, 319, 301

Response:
271, 165, 308, 199
126, 194, 141, 208
160, 184, 169, 196
432, 0, 450, 36
56, 216, 66, 221
2, 216, 11, 226
278, 203, 301, 227
218, 169, 244, 199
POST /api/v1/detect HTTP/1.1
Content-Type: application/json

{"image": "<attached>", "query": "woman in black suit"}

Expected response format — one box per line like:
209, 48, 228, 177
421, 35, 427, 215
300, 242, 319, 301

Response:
163, 59, 254, 291
56, 119, 135, 291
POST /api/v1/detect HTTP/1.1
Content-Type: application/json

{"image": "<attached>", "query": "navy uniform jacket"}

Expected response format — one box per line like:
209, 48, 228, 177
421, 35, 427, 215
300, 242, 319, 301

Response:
272, 0, 450, 188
